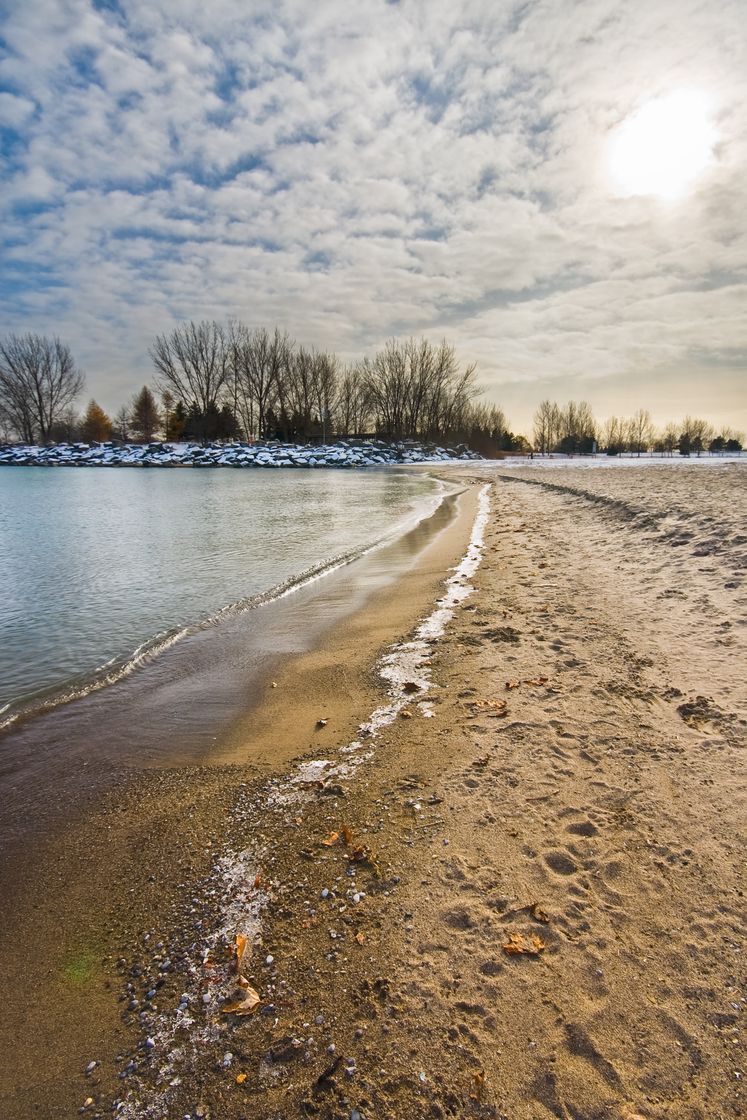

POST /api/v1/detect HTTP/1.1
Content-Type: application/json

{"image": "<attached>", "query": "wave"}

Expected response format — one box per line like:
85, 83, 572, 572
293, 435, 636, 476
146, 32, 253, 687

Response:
0, 481, 457, 735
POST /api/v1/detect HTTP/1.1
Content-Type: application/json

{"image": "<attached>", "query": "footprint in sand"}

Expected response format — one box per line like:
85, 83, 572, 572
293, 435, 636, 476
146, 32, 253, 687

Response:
566, 820, 598, 837
544, 850, 578, 876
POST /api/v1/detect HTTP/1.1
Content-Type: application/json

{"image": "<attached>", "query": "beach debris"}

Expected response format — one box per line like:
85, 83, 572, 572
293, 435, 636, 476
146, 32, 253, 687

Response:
505, 679, 521, 690
321, 830, 340, 846
314, 1054, 343, 1092
402, 681, 421, 693
222, 984, 261, 1015
342, 824, 354, 845
469, 1070, 486, 1102
355, 932, 366, 944
234, 933, 248, 967
504, 901, 550, 923
400, 709, 413, 719
465, 697, 508, 717
505, 676, 549, 690
502, 933, 546, 956
529, 902, 550, 923
316, 718, 329, 728
236, 1072, 248, 1084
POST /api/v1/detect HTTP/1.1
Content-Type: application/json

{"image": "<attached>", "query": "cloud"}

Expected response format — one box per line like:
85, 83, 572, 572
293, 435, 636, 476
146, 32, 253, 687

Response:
0, 0, 745, 432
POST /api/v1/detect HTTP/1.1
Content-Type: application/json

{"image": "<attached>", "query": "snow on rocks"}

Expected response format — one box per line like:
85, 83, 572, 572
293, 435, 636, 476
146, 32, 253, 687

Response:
0, 438, 482, 469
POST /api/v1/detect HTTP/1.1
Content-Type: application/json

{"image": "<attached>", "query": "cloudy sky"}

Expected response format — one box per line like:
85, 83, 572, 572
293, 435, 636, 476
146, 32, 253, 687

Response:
1, 0, 745, 435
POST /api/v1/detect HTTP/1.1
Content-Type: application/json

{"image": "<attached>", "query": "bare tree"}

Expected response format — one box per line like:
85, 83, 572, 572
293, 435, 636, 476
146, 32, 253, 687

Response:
150, 321, 228, 441
629, 408, 654, 456
113, 405, 131, 442
533, 399, 561, 454
0, 333, 84, 444
336, 365, 372, 437
233, 326, 293, 440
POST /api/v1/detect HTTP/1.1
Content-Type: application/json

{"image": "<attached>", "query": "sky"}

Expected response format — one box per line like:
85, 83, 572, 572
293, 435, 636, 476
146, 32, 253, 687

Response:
1, 0, 745, 437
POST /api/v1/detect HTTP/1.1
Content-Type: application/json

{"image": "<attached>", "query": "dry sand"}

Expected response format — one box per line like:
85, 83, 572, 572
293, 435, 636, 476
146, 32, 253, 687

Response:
1, 463, 745, 1119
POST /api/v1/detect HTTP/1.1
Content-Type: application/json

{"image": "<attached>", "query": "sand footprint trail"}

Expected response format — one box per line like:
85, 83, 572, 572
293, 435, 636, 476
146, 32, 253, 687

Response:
378, 466, 745, 1119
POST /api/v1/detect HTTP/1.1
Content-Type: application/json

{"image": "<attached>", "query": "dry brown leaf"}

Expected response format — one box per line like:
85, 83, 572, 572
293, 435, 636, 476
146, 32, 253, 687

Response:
341, 825, 353, 845
402, 681, 420, 693
469, 698, 508, 714
234, 933, 248, 966
348, 847, 368, 862
505, 680, 521, 690
222, 985, 261, 1015
502, 933, 546, 957
253, 873, 264, 889
524, 676, 549, 686
400, 709, 413, 719
321, 831, 340, 847
236, 1072, 248, 1084
469, 1070, 486, 1101
355, 932, 366, 944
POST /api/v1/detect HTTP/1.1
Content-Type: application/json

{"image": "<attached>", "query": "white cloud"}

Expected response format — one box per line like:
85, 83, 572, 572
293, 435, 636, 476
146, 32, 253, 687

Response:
0, 0, 745, 434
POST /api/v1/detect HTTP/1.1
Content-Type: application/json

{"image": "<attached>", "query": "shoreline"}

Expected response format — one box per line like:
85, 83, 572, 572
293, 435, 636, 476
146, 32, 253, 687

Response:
1, 463, 744, 1119
0, 473, 490, 1119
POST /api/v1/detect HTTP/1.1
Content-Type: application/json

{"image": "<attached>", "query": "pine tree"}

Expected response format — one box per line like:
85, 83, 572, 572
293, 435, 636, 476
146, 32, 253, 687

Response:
82, 400, 113, 443
130, 386, 162, 442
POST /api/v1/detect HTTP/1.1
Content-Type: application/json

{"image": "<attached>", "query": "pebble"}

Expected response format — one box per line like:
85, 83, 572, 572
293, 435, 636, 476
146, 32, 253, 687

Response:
314, 1014, 325, 1025
351, 1111, 362, 1120
321, 888, 330, 899
265, 955, 274, 965
85, 1061, 97, 1075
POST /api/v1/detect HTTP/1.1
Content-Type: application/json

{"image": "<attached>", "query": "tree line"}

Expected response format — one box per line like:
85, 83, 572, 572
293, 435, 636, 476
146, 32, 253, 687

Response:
0, 329, 742, 455
532, 400, 743, 456
0, 326, 525, 452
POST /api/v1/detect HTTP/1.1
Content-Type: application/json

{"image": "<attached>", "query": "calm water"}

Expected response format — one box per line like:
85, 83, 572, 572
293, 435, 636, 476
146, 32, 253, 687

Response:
0, 467, 443, 721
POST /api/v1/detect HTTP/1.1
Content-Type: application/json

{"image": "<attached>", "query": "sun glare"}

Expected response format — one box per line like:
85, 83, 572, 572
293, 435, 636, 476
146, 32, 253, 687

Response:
607, 91, 717, 199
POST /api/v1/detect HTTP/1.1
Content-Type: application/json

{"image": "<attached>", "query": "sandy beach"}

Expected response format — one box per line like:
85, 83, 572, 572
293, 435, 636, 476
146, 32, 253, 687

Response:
1, 462, 745, 1120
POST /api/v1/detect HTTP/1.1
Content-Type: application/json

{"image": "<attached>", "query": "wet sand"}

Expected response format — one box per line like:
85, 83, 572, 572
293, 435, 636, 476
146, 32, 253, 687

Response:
2, 464, 745, 1119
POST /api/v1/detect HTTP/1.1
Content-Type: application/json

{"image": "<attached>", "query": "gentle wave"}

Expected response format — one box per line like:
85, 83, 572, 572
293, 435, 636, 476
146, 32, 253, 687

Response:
0, 489, 450, 734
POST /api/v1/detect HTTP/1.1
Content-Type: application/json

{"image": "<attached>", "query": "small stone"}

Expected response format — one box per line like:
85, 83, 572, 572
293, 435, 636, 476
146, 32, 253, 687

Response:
144, 1037, 155, 1050
314, 1014, 324, 1025
85, 1062, 97, 1075
265, 955, 274, 965
418, 1071, 427, 1082
321, 889, 330, 899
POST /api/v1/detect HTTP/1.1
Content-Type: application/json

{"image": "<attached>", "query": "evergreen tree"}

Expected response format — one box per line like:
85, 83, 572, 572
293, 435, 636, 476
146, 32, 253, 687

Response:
130, 385, 162, 442
81, 400, 113, 443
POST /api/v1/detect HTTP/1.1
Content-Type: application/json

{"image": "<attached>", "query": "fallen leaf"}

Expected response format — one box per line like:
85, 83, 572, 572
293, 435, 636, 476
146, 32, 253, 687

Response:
355, 932, 366, 944
253, 873, 264, 890
234, 933, 248, 966
400, 709, 413, 719
236, 1073, 248, 1084
341, 825, 353, 845
524, 676, 548, 686
349, 847, 368, 862
469, 1070, 485, 1101
402, 681, 420, 693
222, 985, 261, 1015
529, 902, 550, 923
502, 933, 546, 957
505, 680, 521, 690
321, 831, 340, 847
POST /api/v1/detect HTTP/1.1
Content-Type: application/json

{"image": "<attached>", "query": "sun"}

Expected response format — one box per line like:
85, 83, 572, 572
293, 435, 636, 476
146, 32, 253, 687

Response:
606, 91, 717, 199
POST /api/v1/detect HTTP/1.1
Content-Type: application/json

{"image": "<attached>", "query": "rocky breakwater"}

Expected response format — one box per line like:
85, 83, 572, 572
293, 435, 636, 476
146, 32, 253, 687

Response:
0, 438, 483, 469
